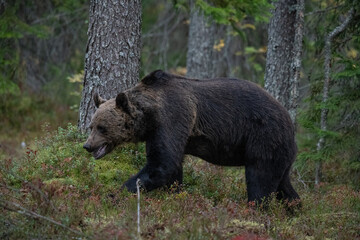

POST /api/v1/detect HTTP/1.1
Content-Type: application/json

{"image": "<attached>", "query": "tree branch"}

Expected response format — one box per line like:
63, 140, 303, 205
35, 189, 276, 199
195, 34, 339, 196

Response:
305, 4, 344, 16
315, 7, 354, 185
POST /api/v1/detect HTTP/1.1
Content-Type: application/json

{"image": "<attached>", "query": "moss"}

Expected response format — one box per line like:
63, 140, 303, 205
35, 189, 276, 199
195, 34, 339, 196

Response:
228, 219, 265, 231
10, 124, 146, 194
95, 159, 137, 185
43, 177, 77, 186
90, 143, 146, 188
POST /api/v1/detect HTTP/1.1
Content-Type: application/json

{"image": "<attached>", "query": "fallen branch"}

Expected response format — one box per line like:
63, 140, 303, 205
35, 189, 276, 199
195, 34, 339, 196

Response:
0, 199, 87, 238
0, 166, 56, 212
295, 169, 309, 190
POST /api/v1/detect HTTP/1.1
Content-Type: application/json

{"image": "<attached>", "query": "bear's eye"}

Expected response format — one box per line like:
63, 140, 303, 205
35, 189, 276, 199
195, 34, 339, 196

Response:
97, 125, 107, 134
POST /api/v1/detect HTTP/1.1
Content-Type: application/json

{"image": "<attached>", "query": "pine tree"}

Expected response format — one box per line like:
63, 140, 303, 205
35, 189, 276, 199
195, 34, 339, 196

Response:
78, 0, 142, 132
264, 0, 305, 125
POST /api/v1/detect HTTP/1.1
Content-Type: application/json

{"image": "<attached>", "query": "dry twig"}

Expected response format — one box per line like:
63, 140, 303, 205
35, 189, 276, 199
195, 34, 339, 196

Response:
0, 199, 86, 238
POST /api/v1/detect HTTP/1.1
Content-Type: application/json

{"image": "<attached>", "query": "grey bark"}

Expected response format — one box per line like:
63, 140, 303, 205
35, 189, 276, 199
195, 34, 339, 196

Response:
315, 8, 354, 185
186, 0, 226, 79
78, 0, 142, 132
264, 0, 304, 125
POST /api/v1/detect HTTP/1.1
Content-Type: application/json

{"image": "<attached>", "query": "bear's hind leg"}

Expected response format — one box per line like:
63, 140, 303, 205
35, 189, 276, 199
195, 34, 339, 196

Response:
245, 165, 282, 204
277, 170, 300, 203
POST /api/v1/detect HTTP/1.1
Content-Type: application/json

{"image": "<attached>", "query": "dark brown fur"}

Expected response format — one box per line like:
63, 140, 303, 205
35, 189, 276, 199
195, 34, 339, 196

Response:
83, 70, 300, 203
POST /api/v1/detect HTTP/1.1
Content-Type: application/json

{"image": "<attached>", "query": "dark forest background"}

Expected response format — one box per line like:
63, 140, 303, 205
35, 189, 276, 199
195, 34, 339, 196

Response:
0, 0, 359, 239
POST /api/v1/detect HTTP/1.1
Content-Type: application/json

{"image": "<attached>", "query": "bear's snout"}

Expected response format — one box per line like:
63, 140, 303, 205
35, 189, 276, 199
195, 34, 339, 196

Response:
83, 143, 92, 152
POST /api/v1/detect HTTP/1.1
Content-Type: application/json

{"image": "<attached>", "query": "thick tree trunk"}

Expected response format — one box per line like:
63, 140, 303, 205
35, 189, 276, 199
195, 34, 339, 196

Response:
186, 0, 226, 79
264, 0, 304, 125
315, 8, 354, 185
78, 0, 141, 132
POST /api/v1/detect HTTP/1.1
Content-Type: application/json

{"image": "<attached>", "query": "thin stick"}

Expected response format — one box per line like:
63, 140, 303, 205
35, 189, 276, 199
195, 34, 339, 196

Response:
136, 178, 141, 238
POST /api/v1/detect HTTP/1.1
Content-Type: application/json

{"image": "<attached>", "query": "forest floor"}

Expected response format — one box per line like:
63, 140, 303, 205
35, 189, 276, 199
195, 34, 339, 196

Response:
1, 123, 359, 240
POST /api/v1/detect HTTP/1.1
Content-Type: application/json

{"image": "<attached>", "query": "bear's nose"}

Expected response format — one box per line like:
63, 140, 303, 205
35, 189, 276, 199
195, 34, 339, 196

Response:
83, 143, 92, 152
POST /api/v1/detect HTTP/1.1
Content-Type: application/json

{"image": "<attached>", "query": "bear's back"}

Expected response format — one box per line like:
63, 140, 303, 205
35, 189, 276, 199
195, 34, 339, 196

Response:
137, 70, 290, 127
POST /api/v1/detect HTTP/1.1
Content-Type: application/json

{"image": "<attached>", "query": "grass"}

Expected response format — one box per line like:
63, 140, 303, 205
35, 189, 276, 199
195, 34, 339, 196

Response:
1, 124, 359, 239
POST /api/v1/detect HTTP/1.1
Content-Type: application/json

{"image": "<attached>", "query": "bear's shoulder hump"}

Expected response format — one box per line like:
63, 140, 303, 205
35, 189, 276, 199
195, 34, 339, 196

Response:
141, 70, 173, 85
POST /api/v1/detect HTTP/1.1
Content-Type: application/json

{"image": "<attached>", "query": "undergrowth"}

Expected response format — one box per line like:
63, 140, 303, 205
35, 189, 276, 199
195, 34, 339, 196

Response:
0, 92, 78, 159
0, 124, 359, 239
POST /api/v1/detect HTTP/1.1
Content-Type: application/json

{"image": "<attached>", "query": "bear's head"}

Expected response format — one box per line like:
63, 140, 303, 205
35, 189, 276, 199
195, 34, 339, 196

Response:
83, 92, 139, 159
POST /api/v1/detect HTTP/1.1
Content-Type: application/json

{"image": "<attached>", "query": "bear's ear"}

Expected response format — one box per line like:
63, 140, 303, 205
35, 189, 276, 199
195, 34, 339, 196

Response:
116, 92, 132, 115
93, 93, 106, 108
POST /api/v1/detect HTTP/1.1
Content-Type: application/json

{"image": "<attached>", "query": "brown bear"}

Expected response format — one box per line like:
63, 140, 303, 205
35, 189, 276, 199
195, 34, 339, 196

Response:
83, 70, 300, 204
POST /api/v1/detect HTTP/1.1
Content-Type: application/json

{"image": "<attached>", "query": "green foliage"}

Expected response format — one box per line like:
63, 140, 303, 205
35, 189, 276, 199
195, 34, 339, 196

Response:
0, 1, 48, 95
12, 123, 146, 192
0, 92, 77, 143
1, 125, 359, 239
298, 1, 360, 187
196, 0, 272, 25
0, 1, 48, 39
0, 0, 87, 104
0, 0, 86, 147
183, 158, 247, 203
174, 0, 272, 25
141, 0, 188, 75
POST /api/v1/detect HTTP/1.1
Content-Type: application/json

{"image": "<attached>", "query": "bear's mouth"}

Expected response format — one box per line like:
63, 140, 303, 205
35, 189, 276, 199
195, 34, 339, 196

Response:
92, 144, 108, 159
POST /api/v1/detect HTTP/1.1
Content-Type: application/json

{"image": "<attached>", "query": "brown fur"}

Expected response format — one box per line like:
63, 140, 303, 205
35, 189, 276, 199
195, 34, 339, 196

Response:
83, 70, 300, 203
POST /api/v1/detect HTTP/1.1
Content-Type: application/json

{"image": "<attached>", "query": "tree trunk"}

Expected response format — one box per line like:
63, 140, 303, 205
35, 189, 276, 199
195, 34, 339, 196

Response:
264, 0, 304, 125
315, 8, 354, 185
78, 0, 142, 132
186, 0, 226, 79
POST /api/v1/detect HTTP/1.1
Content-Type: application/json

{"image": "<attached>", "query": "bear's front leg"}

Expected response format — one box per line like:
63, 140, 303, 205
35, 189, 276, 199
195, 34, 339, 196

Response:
122, 166, 151, 193
122, 163, 183, 193
122, 130, 186, 193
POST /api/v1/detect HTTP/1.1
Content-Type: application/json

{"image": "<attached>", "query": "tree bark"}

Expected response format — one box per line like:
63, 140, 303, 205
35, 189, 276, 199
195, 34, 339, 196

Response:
315, 8, 354, 185
78, 0, 142, 132
264, 0, 304, 125
186, 0, 226, 79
